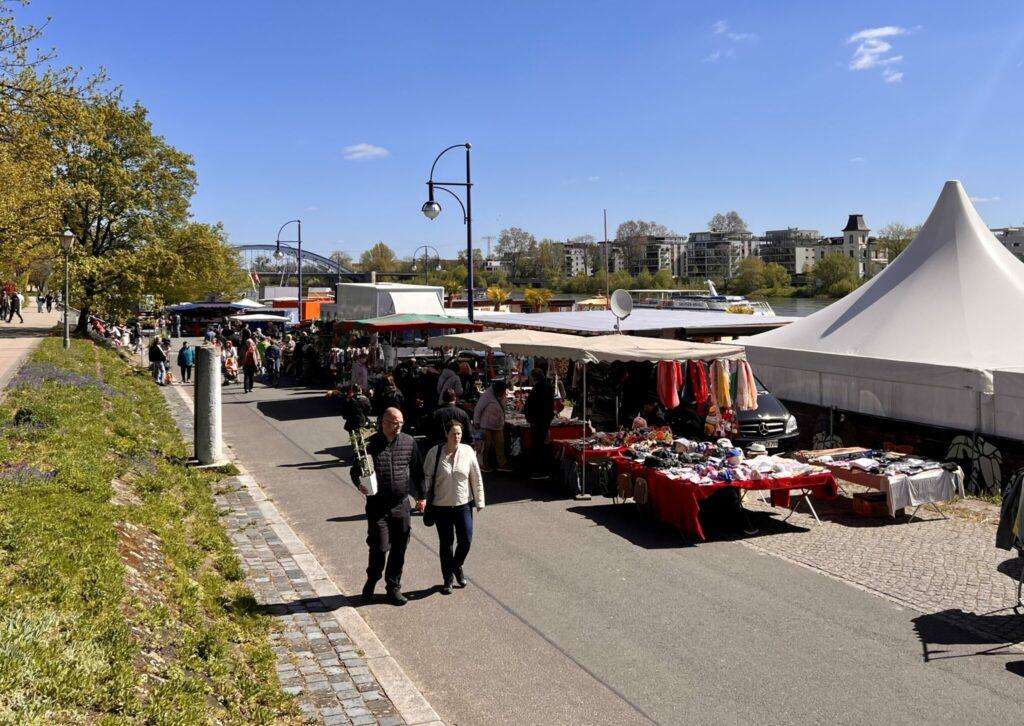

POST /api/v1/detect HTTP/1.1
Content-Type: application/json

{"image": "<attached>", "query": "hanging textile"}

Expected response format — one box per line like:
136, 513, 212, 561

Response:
710, 359, 732, 410
657, 360, 682, 410
734, 360, 758, 411
686, 360, 710, 415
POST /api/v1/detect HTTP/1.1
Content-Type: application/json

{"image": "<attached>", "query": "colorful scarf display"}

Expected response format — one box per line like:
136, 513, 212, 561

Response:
657, 360, 682, 410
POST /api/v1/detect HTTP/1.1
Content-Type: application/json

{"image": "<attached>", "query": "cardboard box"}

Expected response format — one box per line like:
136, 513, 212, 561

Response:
852, 491, 889, 517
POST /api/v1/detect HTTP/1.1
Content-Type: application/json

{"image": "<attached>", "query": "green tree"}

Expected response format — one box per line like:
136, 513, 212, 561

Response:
708, 211, 748, 234
762, 262, 791, 290
330, 250, 355, 270
54, 94, 196, 330
812, 254, 858, 297
486, 285, 510, 310
159, 223, 250, 304
732, 256, 766, 294
608, 270, 633, 293
634, 270, 654, 289
495, 227, 536, 281
877, 222, 920, 262
651, 268, 675, 288
524, 287, 554, 311
615, 220, 669, 273
359, 241, 398, 273
535, 239, 564, 287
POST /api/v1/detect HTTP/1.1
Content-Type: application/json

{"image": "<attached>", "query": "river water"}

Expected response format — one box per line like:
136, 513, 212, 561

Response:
761, 297, 833, 318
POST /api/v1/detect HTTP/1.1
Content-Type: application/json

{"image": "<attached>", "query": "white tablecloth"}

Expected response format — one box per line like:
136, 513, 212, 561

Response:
882, 467, 965, 516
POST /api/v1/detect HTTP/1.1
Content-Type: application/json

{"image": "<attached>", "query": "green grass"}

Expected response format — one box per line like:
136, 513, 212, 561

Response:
0, 338, 297, 723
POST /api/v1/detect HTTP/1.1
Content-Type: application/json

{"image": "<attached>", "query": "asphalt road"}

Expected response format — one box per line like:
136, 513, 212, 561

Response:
187, 374, 1023, 725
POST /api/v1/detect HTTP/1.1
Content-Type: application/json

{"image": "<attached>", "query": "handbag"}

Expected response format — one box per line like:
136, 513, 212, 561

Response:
422, 445, 441, 527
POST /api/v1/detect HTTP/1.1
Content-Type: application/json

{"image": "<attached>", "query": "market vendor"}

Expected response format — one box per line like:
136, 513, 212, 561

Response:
524, 368, 555, 481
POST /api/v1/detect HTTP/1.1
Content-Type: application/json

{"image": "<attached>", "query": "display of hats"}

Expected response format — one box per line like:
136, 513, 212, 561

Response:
747, 443, 768, 455
716, 437, 733, 451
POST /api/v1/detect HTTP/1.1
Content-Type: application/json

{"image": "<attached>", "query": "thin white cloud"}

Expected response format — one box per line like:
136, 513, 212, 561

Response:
342, 143, 390, 161
712, 19, 756, 42
703, 50, 722, 63
882, 67, 904, 83
970, 195, 1001, 203
587, 175, 600, 182
849, 156, 865, 163
304, 205, 319, 212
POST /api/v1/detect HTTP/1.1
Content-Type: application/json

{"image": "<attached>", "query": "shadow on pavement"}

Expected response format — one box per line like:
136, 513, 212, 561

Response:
256, 396, 339, 422
326, 514, 366, 523
567, 503, 693, 549
262, 594, 350, 616
912, 609, 1024, 663
482, 474, 569, 506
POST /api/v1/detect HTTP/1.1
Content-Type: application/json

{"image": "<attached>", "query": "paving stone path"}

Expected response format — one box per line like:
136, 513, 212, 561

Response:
736, 483, 1024, 647
160, 384, 409, 726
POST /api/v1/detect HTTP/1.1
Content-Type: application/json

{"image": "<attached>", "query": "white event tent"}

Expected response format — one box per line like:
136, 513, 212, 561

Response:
742, 180, 1024, 440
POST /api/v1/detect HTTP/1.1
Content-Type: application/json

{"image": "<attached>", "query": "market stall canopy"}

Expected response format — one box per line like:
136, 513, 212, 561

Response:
228, 313, 291, 322
498, 332, 745, 363
343, 313, 482, 333
582, 335, 744, 363
473, 307, 793, 337
233, 298, 265, 309
742, 180, 1024, 436
168, 301, 261, 312
427, 329, 583, 352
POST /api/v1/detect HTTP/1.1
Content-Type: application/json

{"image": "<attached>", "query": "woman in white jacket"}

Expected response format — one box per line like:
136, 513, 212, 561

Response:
423, 420, 484, 594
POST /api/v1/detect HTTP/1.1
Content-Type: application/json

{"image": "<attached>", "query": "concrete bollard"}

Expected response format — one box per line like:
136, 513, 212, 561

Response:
194, 345, 224, 464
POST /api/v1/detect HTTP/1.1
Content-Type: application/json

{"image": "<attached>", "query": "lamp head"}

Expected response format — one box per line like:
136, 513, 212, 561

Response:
422, 200, 441, 220
60, 228, 75, 252
273, 248, 284, 260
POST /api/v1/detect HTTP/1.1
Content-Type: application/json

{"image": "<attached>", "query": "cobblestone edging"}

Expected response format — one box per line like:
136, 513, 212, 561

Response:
160, 384, 442, 726
738, 487, 1024, 649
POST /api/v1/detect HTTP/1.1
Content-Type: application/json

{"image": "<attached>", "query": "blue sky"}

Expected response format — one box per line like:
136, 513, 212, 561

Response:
21, 1, 1024, 260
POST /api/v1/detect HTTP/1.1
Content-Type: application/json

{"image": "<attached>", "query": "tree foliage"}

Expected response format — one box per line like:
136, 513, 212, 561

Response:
708, 211, 748, 234
731, 256, 765, 294
359, 241, 398, 273
486, 285, 510, 310
523, 287, 554, 311
812, 253, 858, 297
615, 220, 669, 273
495, 227, 536, 281
762, 262, 791, 290
877, 222, 920, 261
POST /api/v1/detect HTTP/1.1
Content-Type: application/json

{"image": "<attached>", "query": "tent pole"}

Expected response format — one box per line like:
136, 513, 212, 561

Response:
575, 361, 592, 501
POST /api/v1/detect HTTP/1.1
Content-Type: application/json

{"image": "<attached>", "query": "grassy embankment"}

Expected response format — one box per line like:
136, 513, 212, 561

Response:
0, 338, 296, 723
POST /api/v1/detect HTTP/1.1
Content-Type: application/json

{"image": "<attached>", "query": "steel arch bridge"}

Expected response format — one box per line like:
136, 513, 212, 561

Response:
232, 244, 359, 285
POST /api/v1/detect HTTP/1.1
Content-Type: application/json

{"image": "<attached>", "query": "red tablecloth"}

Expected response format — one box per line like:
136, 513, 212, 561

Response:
614, 458, 837, 540
552, 441, 627, 465
515, 424, 587, 451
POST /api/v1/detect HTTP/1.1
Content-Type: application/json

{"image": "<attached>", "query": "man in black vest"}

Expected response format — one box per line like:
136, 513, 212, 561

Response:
352, 407, 426, 605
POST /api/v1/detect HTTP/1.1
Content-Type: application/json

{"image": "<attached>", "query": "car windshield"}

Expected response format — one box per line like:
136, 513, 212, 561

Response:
753, 375, 769, 395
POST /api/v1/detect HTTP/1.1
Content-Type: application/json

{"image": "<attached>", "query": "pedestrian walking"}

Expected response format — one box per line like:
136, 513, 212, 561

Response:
474, 380, 511, 472
524, 368, 555, 480
422, 421, 484, 594
264, 338, 281, 385
351, 408, 426, 606
148, 337, 167, 385
177, 341, 195, 383
338, 383, 372, 435
242, 339, 260, 393
36, 293, 44, 313
45, 293, 53, 313
436, 362, 463, 406
7, 290, 23, 323
428, 389, 473, 450
1, 291, 9, 322
172, 313, 182, 338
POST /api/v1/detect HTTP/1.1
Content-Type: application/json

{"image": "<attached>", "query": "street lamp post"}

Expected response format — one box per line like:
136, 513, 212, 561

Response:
274, 220, 302, 323
411, 245, 442, 285
421, 143, 474, 320
60, 228, 75, 349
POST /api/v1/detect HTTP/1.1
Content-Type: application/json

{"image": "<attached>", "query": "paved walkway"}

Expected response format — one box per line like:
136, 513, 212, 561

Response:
0, 306, 63, 394
161, 381, 440, 726
739, 482, 1024, 649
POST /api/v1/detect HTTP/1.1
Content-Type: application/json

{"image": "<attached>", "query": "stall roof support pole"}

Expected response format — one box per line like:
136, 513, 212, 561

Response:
575, 362, 592, 501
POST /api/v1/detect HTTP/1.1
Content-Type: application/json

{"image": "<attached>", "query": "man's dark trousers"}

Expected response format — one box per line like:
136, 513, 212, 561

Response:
365, 499, 411, 591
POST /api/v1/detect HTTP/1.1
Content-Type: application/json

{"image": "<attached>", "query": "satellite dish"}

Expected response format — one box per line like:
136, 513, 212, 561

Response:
610, 289, 633, 332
